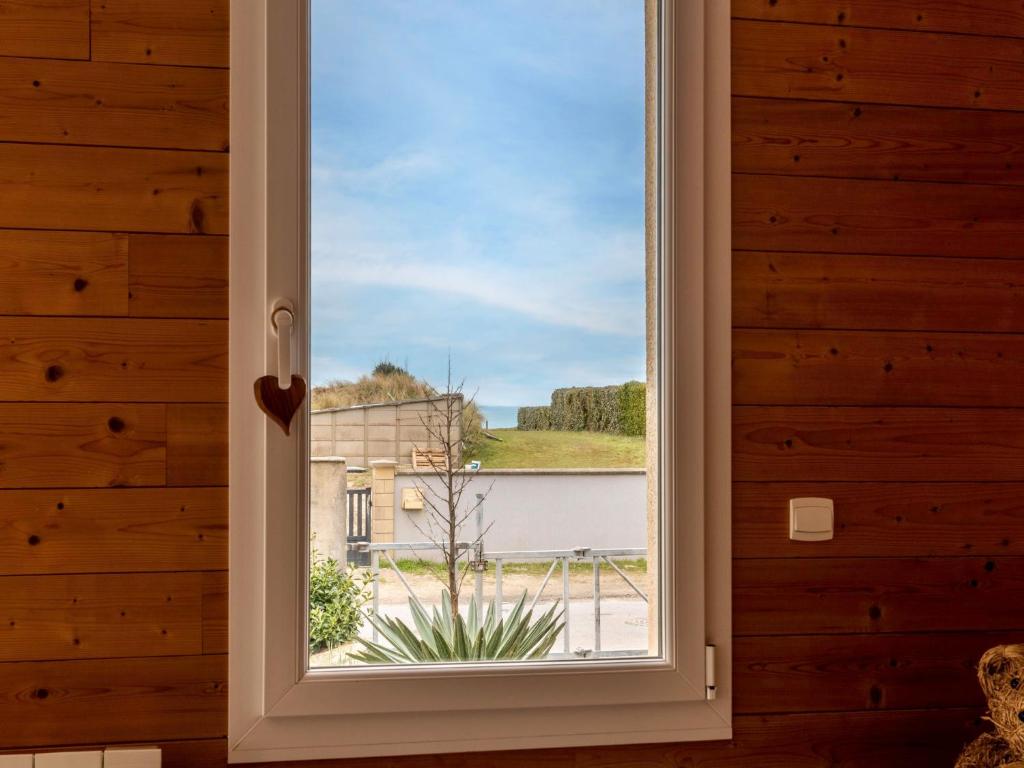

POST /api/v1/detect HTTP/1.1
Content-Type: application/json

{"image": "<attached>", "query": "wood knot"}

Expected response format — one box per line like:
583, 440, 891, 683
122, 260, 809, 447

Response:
44, 365, 63, 382
107, 416, 125, 433
73, 277, 88, 292
189, 200, 206, 233
27, 535, 39, 546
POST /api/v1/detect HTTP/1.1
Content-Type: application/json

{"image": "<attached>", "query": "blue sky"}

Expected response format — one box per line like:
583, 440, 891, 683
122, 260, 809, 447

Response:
311, 0, 646, 422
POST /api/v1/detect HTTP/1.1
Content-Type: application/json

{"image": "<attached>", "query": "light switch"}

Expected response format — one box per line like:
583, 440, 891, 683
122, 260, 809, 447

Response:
104, 748, 162, 768
35, 752, 102, 768
789, 497, 834, 541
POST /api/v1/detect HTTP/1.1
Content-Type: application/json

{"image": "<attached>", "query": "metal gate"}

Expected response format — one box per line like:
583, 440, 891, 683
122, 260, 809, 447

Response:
346, 488, 372, 566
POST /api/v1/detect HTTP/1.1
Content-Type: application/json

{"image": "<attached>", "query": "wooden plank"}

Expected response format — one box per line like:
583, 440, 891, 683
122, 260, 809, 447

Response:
0, 654, 226, 748
0, 572, 201, 661
733, 20, 1024, 112
733, 251, 1024, 333
0, 487, 226, 575
259, 710, 983, 768
0, 1, 88, 59
148, 740, 225, 768
733, 329, 1024, 407
0, 58, 227, 151
734, 175, 1024, 258
0, 403, 165, 488
0, 230, 127, 317
735, 556, 1024, 635
0, 144, 227, 235
734, 482, 1024, 559
91, 0, 229, 68
733, 97, 1024, 185
732, 0, 1024, 38
127, 234, 227, 318
167, 404, 226, 487
735, 632, 996, 714
0, 230, 227, 319
201, 570, 226, 655
0, 317, 226, 402
734, 406, 1024, 482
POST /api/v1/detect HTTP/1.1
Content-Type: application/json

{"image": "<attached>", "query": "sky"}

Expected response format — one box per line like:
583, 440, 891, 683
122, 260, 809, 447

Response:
311, 0, 647, 424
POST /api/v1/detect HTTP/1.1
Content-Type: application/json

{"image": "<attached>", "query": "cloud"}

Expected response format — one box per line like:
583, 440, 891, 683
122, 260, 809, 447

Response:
312, 149, 444, 189
309, 0, 647, 404
312, 245, 641, 337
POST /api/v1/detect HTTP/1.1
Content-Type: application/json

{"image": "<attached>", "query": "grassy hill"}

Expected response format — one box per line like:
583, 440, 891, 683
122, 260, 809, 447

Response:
466, 428, 644, 469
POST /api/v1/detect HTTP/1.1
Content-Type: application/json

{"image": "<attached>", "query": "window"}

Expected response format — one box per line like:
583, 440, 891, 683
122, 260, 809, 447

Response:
229, 0, 730, 761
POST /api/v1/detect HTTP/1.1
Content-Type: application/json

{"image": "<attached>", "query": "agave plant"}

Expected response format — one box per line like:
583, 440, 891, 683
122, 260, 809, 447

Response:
351, 590, 564, 664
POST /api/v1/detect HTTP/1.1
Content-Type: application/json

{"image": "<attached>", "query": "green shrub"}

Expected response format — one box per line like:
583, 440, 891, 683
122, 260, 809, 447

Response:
309, 549, 372, 651
351, 590, 563, 664
519, 382, 646, 436
371, 359, 407, 377
517, 405, 552, 430
618, 380, 646, 437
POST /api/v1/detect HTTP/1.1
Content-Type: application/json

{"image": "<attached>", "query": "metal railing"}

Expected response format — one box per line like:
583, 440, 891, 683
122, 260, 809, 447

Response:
352, 540, 647, 655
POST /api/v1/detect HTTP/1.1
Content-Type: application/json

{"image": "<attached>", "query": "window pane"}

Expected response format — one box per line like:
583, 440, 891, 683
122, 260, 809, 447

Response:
308, 0, 657, 668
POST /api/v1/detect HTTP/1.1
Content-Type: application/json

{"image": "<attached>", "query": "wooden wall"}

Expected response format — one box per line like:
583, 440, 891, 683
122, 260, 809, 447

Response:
4, 0, 1024, 766
0, 0, 230, 763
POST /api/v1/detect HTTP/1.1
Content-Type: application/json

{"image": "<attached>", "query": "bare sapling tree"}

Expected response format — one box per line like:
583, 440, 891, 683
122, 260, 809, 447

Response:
404, 362, 493, 618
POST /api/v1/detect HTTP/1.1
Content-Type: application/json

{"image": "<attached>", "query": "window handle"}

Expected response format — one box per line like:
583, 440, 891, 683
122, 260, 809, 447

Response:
271, 301, 295, 389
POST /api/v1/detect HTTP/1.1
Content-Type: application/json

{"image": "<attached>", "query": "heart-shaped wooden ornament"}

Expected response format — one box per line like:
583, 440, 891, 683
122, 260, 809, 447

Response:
254, 374, 306, 435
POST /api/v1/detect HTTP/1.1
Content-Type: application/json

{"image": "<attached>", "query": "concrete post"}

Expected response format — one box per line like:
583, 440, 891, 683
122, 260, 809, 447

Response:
370, 459, 397, 544
310, 457, 347, 564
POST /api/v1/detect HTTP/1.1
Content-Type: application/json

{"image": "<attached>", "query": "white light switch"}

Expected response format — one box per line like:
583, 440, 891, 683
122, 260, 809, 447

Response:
104, 748, 162, 768
35, 752, 102, 768
790, 497, 834, 541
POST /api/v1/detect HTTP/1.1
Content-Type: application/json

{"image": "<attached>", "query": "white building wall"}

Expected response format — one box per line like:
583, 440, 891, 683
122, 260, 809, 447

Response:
391, 469, 647, 559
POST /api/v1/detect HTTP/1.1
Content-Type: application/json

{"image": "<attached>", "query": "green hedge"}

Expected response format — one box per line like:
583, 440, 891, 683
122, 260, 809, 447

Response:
517, 381, 645, 436
618, 380, 646, 437
517, 405, 552, 431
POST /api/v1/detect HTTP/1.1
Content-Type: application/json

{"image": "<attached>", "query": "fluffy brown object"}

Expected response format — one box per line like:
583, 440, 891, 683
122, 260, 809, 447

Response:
956, 645, 1024, 768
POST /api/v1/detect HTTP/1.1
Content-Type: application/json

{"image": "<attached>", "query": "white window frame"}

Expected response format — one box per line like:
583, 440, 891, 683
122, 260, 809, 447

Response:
228, 0, 731, 761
